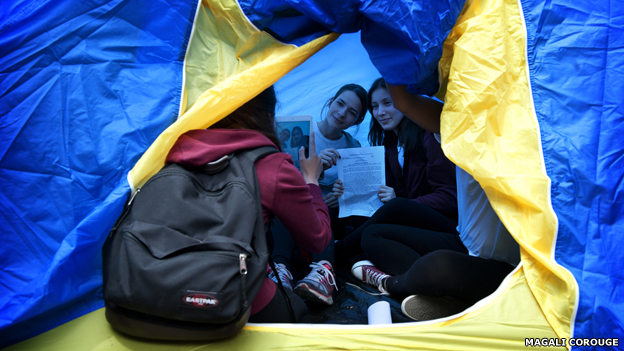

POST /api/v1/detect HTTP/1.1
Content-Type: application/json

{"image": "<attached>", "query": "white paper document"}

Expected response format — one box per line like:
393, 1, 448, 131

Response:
336, 146, 385, 218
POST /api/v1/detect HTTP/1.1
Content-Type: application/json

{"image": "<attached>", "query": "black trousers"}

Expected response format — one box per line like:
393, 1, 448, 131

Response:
384, 249, 516, 305
361, 224, 467, 275
248, 285, 309, 323
337, 197, 458, 257
361, 222, 515, 305
272, 207, 367, 268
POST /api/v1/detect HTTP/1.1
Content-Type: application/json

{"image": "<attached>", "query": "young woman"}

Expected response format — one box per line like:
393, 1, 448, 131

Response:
271, 83, 368, 306
290, 126, 309, 149
285, 126, 310, 169
166, 86, 331, 323
349, 81, 520, 321
334, 77, 459, 260
278, 128, 291, 150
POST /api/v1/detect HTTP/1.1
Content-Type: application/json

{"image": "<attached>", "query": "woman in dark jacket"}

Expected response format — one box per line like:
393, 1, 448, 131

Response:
335, 78, 460, 261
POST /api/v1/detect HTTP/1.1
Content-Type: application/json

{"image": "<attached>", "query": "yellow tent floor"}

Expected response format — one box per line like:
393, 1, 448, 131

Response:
6, 267, 563, 351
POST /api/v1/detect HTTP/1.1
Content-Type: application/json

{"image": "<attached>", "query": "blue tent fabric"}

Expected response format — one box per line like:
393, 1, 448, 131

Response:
237, 1, 332, 46
521, 0, 624, 341
0, 0, 198, 346
238, 0, 465, 95
2, 0, 624, 347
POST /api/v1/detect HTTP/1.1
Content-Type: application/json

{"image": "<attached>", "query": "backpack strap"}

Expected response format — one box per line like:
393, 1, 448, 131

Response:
239, 145, 279, 234
241, 146, 298, 321
240, 146, 279, 164
198, 146, 277, 175
267, 255, 298, 322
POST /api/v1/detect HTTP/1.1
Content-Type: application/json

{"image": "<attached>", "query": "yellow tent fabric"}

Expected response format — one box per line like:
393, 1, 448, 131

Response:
437, 0, 576, 341
127, 0, 339, 189
6, 269, 563, 350
6, 0, 574, 349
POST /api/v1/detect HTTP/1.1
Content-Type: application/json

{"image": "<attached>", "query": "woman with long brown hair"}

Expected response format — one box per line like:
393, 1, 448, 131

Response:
167, 86, 331, 322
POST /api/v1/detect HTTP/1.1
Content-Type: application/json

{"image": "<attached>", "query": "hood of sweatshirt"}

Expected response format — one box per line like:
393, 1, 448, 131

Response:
166, 129, 277, 167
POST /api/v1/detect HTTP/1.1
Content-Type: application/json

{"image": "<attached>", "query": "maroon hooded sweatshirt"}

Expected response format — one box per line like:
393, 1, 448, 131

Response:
166, 129, 331, 315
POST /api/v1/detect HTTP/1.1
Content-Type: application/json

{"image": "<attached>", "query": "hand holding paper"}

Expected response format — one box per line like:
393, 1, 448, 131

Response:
323, 193, 339, 209
332, 179, 344, 196
377, 185, 396, 203
319, 148, 341, 170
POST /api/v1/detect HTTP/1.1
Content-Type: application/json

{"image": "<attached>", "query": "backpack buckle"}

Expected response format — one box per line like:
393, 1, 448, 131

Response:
201, 153, 233, 174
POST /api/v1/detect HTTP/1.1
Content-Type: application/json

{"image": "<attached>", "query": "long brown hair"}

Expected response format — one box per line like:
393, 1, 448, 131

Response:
211, 86, 281, 150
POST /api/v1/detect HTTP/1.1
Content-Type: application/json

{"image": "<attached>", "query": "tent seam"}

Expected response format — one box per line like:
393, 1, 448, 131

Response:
516, 0, 580, 340
127, 172, 135, 193
178, 0, 203, 120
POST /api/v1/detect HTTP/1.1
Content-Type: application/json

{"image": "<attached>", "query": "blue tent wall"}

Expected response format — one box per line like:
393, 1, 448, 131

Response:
274, 33, 380, 147
1, 0, 623, 348
521, 0, 624, 340
0, 0, 198, 346
240, 0, 466, 95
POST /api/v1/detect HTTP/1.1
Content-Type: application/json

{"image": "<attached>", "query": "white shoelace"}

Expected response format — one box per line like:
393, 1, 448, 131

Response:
276, 263, 293, 282
364, 268, 390, 294
365, 269, 388, 287
308, 262, 338, 291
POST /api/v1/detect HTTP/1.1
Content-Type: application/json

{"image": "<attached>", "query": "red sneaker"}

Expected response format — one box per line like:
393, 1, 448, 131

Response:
351, 260, 390, 295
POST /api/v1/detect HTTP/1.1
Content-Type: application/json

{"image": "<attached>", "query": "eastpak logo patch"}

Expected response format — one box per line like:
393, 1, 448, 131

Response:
182, 291, 220, 308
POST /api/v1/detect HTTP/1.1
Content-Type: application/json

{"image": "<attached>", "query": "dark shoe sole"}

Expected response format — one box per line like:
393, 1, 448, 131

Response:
401, 295, 470, 321
294, 283, 333, 306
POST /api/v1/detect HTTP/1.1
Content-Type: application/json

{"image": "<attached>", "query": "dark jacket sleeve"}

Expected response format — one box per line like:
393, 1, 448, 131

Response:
384, 140, 408, 198
411, 132, 458, 216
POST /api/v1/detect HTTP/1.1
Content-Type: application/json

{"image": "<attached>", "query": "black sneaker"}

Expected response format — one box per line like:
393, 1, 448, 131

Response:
401, 295, 470, 321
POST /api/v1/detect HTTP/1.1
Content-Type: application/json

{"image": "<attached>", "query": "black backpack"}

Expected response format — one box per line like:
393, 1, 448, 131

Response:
102, 146, 277, 341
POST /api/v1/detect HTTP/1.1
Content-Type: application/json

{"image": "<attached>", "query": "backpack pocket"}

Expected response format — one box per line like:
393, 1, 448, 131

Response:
104, 221, 253, 324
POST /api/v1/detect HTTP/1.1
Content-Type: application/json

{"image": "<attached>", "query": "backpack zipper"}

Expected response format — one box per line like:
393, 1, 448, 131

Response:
240, 253, 248, 308
239, 254, 248, 275
127, 188, 141, 206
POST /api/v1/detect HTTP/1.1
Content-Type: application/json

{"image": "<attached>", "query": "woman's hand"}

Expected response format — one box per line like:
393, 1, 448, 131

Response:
299, 131, 323, 185
319, 148, 341, 170
377, 185, 396, 203
323, 193, 339, 209
332, 179, 344, 197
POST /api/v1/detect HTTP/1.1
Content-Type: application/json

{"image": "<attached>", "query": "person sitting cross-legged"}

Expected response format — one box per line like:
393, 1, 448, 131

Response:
349, 83, 521, 321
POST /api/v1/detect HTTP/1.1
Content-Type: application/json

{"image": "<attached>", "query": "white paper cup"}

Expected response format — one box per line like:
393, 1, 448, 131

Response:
367, 301, 392, 325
